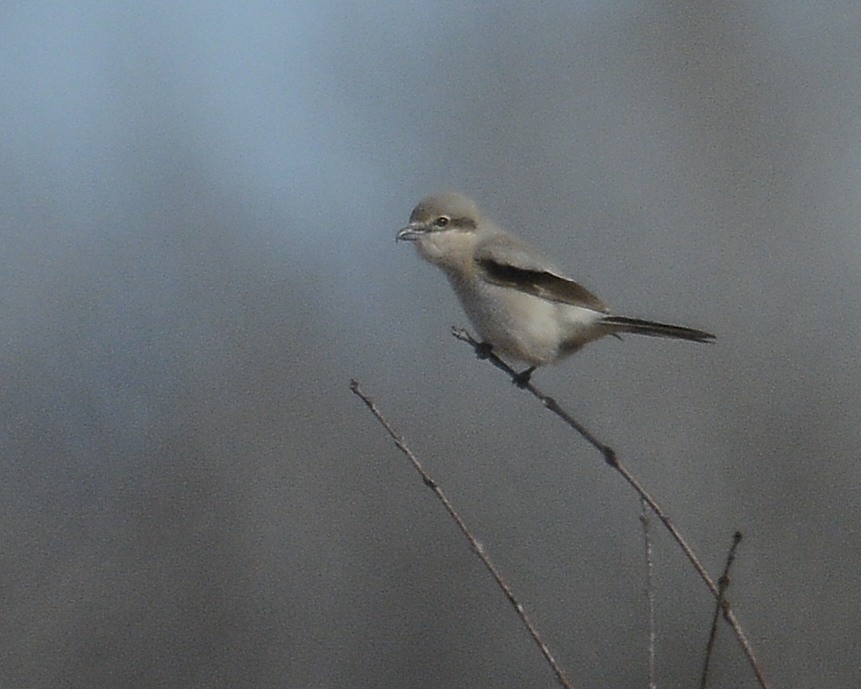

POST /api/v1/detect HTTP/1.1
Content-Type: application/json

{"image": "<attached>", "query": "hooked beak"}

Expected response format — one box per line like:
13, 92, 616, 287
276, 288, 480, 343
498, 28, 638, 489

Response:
396, 222, 429, 242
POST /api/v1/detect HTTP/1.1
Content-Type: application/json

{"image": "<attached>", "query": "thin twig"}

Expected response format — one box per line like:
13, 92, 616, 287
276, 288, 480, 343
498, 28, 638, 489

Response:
699, 531, 743, 689
350, 379, 576, 689
640, 500, 657, 689
451, 327, 769, 689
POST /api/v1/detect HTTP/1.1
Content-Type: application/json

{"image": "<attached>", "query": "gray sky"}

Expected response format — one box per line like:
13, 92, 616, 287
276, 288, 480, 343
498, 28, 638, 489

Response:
2, 3, 860, 688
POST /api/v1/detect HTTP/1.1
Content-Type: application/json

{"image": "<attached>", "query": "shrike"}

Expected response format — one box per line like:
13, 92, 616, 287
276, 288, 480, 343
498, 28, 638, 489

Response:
396, 192, 714, 382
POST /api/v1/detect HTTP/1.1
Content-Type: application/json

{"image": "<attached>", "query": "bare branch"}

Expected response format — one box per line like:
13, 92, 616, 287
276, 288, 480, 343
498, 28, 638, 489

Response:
640, 500, 657, 689
451, 327, 769, 689
700, 531, 744, 689
350, 379, 576, 689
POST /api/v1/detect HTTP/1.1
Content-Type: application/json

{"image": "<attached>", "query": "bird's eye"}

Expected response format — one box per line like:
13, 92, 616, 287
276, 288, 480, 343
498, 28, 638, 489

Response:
433, 215, 450, 228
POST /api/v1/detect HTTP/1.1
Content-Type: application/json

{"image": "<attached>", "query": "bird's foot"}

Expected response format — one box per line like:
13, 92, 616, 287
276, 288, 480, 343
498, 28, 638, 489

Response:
474, 341, 494, 360
512, 366, 536, 388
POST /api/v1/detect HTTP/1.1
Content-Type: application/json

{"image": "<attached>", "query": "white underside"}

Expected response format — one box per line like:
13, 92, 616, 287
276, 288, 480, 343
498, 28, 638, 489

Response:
448, 274, 608, 365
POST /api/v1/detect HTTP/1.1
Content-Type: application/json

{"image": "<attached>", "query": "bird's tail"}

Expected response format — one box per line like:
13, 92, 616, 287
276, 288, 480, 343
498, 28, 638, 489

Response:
601, 315, 715, 343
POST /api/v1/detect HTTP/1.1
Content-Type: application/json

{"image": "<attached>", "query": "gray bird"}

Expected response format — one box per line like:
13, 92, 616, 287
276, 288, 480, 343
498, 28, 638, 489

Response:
397, 192, 714, 383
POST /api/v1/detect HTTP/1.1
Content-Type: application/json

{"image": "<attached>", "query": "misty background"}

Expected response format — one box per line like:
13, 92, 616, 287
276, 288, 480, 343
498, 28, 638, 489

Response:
2, 3, 859, 688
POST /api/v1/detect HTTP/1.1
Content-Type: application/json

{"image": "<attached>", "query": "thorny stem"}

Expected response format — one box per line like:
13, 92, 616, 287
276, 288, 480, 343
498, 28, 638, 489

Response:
351, 379, 577, 689
450, 327, 769, 689
700, 531, 744, 689
640, 501, 657, 689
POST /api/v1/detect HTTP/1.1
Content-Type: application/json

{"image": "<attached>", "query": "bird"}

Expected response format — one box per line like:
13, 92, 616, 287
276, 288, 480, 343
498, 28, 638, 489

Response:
396, 192, 714, 384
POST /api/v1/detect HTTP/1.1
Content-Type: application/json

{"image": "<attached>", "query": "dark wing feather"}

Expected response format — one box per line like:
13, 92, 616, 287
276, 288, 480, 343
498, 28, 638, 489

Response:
475, 236, 609, 312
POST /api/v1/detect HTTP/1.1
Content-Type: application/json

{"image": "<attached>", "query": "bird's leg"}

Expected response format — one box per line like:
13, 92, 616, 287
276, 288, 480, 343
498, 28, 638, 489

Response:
469, 338, 533, 387
474, 341, 494, 360
512, 366, 536, 388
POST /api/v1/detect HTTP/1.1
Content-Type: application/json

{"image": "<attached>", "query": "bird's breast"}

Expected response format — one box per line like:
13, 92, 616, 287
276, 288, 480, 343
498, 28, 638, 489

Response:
445, 276, 564, 364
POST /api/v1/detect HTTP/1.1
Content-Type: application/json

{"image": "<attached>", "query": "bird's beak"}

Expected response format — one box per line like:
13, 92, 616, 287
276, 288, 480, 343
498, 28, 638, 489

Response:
396, 223, 428, 242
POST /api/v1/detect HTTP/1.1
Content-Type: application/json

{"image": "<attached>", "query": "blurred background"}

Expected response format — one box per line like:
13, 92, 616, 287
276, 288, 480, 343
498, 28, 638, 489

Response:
2, 3, 859, 688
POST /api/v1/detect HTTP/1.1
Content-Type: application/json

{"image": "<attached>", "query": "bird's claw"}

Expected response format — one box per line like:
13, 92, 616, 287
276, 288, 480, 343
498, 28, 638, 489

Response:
512, 366, 536, 388
474, 342, 493, 360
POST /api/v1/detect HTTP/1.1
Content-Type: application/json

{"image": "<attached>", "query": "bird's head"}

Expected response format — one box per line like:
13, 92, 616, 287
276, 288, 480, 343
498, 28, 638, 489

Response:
396, 192, 485, 270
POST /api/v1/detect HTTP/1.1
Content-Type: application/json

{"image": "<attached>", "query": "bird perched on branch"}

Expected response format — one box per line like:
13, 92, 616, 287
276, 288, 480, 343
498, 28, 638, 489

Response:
397, 192, 714, 384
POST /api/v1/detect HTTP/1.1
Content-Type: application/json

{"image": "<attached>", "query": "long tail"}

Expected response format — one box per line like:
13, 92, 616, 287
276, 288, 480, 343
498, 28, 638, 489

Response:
601, 315, 715, 343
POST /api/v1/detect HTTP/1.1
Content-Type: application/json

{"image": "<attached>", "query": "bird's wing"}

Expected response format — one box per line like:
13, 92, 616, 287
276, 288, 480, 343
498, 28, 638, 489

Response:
475, 235, 610, 313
